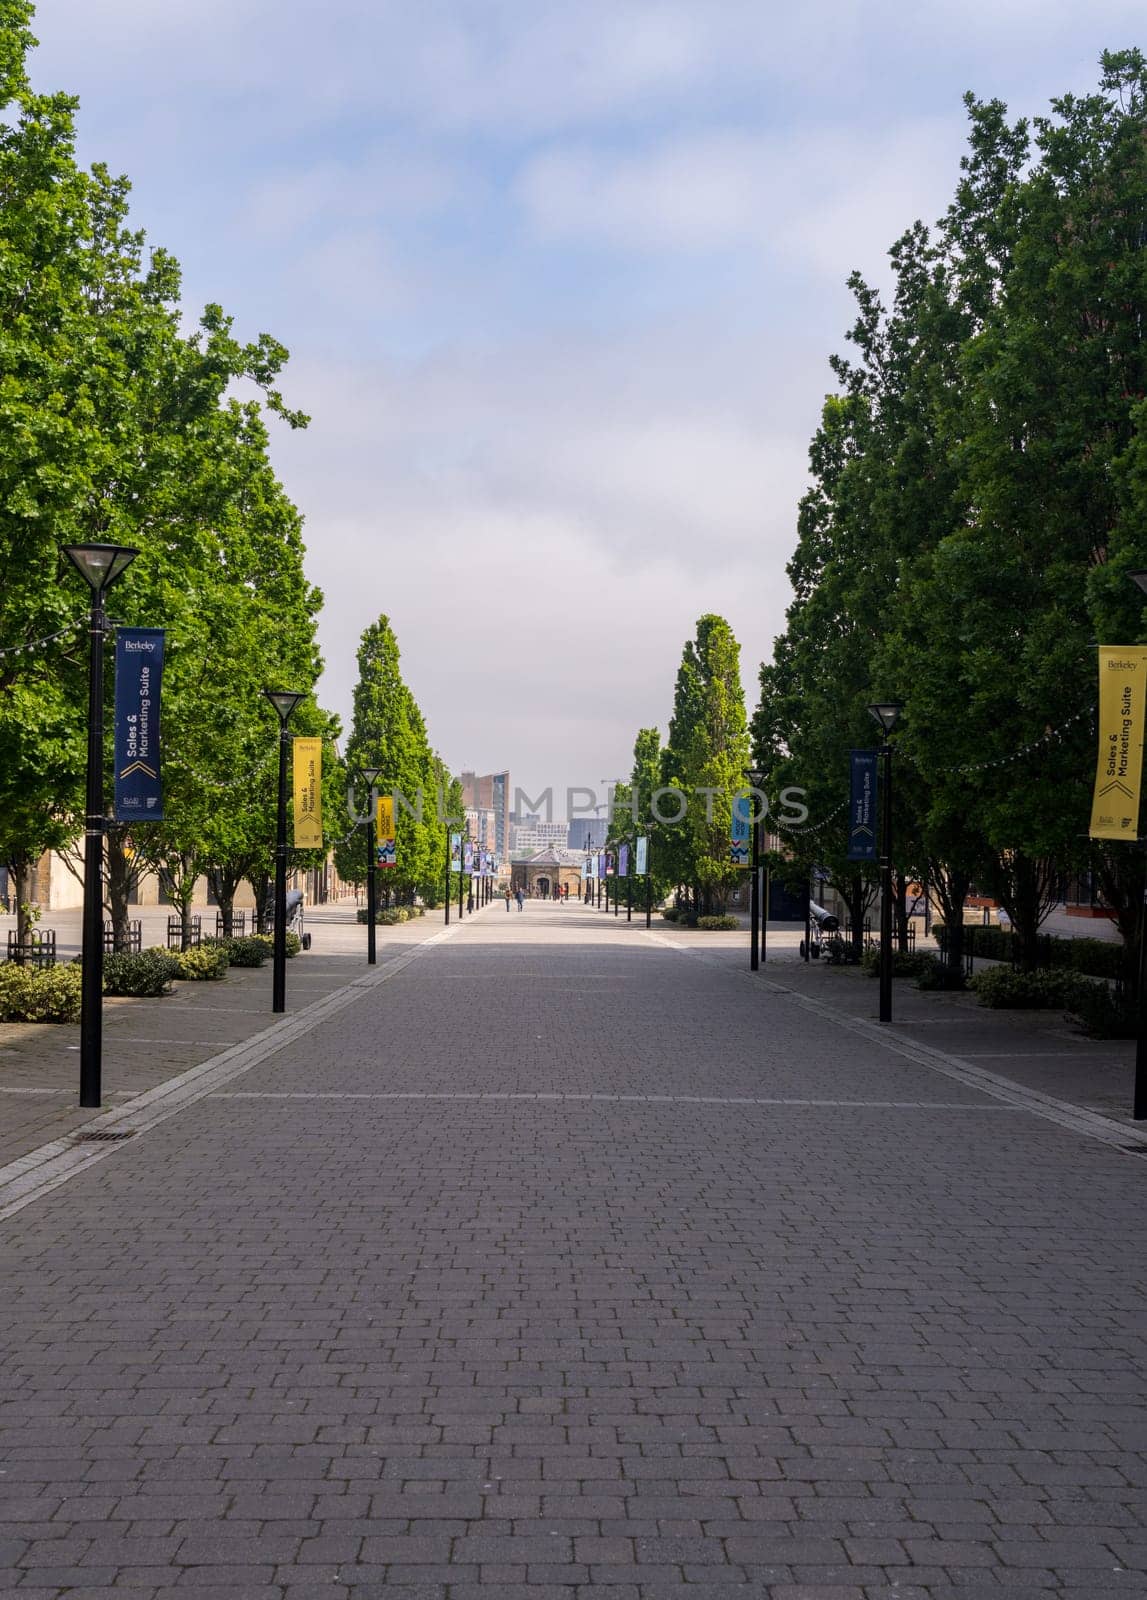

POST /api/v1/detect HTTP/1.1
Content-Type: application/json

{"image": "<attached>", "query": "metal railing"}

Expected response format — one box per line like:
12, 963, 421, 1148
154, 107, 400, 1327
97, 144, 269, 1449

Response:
103, 920, 142, 954
6, 928, 57, 968
166, 915, 202, 950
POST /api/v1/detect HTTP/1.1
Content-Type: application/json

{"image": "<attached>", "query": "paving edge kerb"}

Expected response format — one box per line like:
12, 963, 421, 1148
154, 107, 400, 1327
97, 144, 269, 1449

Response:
641, 928, 1147, 1156
0, 924, 459, 1224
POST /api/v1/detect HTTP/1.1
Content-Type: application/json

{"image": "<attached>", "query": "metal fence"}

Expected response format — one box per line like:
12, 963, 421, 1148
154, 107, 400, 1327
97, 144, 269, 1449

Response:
103, 920, 142, 954
6, 928, 57, 968
166, 915, 202, 950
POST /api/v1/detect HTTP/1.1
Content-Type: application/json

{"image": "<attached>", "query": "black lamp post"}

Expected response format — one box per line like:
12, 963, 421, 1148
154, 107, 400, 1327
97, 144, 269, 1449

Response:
359, 766, 381, 966
62, 543, 139, 1108
867, 702, 904, 1024
1126, 571, 1147, 1119
263, 689, 305, 1013
743, 769, 763, 972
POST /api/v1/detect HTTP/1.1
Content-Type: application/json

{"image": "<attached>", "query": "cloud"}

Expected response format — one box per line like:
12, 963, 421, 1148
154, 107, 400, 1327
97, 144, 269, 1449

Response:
515, 121, 966, 278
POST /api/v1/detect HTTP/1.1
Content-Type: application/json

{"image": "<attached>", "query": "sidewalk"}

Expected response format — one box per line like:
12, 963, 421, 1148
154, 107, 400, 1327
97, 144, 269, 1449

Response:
2, 899, 1145, 1598
0, 903, 474, 1166
586, 904, 1139, 1125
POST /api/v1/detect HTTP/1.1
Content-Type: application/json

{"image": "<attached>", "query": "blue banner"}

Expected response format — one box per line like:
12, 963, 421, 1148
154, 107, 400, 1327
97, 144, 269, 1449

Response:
463, 839, 474, 873
730, 793, 751, 866
114, 628, 164, 821
619, 843, 629, 878
635, 835, 648, 875
847, 750, 878, 861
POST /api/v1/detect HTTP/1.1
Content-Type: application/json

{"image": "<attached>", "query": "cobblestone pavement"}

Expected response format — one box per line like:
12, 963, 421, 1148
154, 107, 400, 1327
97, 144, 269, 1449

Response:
0, 905, 433, 1164
2, 901, 1146, 1599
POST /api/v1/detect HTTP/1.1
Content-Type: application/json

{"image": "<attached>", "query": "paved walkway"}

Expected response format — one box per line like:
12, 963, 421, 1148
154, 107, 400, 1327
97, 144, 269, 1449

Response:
1, 901, 1146, 1598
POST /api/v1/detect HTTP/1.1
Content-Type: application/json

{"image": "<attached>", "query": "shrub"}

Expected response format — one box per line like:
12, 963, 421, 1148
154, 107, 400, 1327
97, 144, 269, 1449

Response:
284, 930, 302, 957
860, 946, 938, 980
1067, 984, 1138, 1039
936, 921, 1126, 980
660, 908, 680, 922
357, 905, 415, 925
174, 945, 230, 981
224, 935, 271, 968
0, 962, 84, 1022
969, 966, 1097, 1011
696, 914, 740, 931
104, 949, 179, 997
914, 955, 965, 991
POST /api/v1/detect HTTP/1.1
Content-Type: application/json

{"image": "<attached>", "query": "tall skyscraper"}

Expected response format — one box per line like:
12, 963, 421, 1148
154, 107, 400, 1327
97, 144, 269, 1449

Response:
460, 770, 511, 865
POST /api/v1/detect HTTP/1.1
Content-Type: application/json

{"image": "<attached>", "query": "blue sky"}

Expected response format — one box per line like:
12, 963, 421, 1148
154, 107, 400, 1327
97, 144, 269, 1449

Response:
32, 0, 1146, 809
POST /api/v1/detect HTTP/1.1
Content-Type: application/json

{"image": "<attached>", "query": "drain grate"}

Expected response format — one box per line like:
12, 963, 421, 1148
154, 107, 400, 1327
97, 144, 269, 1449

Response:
70, 1129, 136, 1144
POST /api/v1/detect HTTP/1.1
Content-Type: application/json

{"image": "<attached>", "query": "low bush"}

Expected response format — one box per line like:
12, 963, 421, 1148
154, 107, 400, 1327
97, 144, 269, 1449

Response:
969, 966, 1097, 1011
223, 935, 271, 968
174, 945, 230, 981
0, 962, 84, 1022
104, 949, 179, 997
1067, 984, 1138, 1039
357, 904, 417, 925
660, 908, 680, 922
284, 930, 302, 957
860, 946, 938, 981
914, 955, 965, 991
935, 921, 1126, 980
696, 914, 739, 931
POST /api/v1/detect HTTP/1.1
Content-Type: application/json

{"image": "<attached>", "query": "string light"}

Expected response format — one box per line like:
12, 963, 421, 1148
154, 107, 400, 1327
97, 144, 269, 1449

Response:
0, 617, 85, 660
773, 705, 1094, 838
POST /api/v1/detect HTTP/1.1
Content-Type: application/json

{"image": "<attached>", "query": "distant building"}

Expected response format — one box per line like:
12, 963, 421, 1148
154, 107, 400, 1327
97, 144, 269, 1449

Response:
511, 818, 569, 853
566, 818, 605, 851
460, 769, 510, 867
510, 847, 584, 900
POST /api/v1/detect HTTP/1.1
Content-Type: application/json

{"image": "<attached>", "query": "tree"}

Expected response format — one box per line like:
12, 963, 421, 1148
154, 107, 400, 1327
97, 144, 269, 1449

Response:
660, 616, 750, 915
335, 616, 445, 907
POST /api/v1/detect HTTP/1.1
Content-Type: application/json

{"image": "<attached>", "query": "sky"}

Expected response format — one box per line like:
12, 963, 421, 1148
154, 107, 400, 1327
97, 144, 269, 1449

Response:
30, 0, 1145, 815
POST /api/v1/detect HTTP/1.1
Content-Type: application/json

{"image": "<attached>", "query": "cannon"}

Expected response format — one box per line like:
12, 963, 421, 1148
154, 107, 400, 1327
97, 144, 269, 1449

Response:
799, 901, 839, 960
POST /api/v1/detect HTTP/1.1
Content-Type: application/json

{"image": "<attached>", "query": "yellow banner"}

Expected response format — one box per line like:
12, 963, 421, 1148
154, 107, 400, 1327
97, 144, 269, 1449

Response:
1089, 647, 1147, 840
292, 737, 322, 849
376, 794, 396, 868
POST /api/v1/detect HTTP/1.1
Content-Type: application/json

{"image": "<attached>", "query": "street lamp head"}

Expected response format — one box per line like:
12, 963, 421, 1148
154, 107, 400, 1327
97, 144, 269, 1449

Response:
359, 766, 382, 788
263, 688, 306, 727
62, 543, 139, 593
1128, 570, 1147, 597
867, 702, 904, 735
742, 767, 764, 787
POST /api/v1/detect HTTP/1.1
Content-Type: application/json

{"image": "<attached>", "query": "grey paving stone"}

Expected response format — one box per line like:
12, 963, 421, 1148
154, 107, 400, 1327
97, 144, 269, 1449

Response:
1, 906, 1146, 1599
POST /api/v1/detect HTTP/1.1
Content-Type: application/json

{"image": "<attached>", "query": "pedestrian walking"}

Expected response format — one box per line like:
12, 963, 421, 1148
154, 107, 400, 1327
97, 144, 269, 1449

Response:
516, 887, 525, 912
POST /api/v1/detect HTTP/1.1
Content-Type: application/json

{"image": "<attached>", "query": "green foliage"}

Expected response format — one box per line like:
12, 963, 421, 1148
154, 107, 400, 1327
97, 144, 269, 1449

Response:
660, 908, 681, 922
695, 914, 740, 931
859, 946, 939, 980
104, 949, 179, 996
284, 931, 302, 957
1067, 984, 1138, 1039
753, 51, 1147, 976
914, 955, 963, 991
173, 946, 229, 981
969, 967, 1097, 1011
936, 924, 1125, 978
336, 617, 450, 905
0, 963, 83, 1022
221, 936, 270, 968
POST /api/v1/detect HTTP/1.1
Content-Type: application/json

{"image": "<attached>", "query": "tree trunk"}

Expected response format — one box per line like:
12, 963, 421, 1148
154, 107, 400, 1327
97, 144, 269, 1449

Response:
207, 866, 245, 937
106, 828, 133, 951
895, 873, 909, 952
12, 859, 30, 952
247, 872, 272, 935
996, 851, 1055, 972
930, 861, 970, 984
